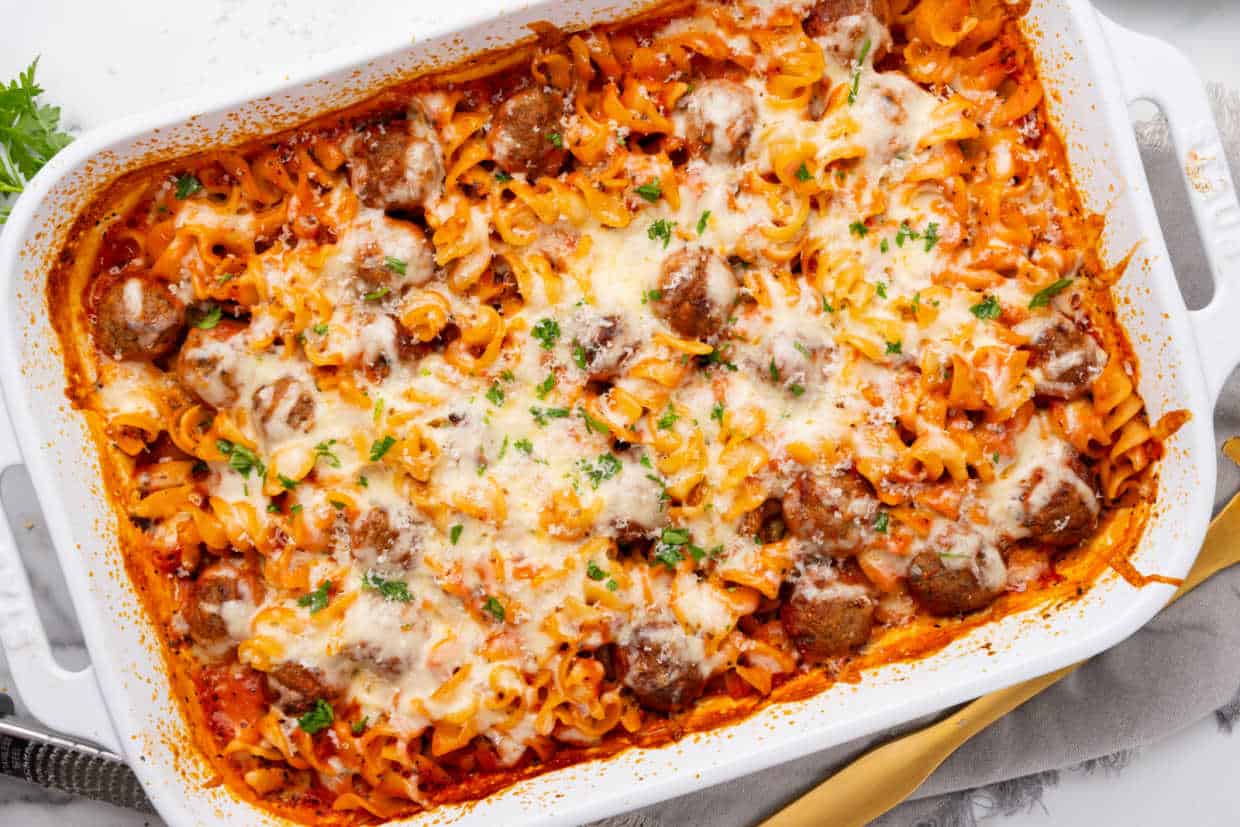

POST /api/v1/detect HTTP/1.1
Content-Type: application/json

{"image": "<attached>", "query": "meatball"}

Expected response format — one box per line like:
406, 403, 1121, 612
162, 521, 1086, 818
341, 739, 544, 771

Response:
175, 319, 247, 408
780, 567, 874, 660
252, 376, 315, 441
804, 0, 892, 61
184, 566, 241, 644
615, 620, 706, 713
653, 246, 738, 341
577, 313, 635, 381
351, 509, 399, 554
1025, 317, 1107, 399
270, 662, 334, 714
678, 79, 757, 164
907, 549, 1002, 616
738, 498, 787, 545
1020, 456, 1100, 546
343, 104, 445, 212
93, 275, 185, 361
782, 471, 877, 556
488, 88, 567, 179
340, 642, 405, 679
346, 214, 436, 297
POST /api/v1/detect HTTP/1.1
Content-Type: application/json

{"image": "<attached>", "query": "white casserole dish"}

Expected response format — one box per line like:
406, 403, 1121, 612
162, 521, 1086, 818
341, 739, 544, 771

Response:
2, 1, 1239, 824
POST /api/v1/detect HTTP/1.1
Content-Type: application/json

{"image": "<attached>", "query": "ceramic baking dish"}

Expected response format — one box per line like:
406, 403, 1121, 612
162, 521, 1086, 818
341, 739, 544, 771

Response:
2, 1, 1239, 824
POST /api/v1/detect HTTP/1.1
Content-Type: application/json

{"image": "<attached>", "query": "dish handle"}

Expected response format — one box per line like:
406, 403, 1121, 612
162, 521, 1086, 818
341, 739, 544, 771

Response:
0, 390, 122, 753
1099, 15, 1240, 405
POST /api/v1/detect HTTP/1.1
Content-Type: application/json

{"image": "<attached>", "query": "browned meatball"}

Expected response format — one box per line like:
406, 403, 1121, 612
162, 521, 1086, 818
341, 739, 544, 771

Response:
577, 314, 635, 381
782, 471, 877, 556
1020, 457, 1100, 546
175, 320, 247, 408
270, 662, 334, 714
679, 79, 757, 164
738, 498, 787, 545
615, 621, 706, 713
252, 376, 315, 440
780, 567, 874, 660
804, 0, 892, 60
907, 550, 1001, 616
1026, 317, 1107, 399
93, 275, 185, 360
184, 566, 240, 644
488, 88, 567, 179
340, 642, 405, 679
653, 246, 738, 341
343, 105, 444, 212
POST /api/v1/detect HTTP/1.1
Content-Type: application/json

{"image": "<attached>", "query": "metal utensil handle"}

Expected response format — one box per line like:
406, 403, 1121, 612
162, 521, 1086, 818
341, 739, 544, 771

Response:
0, 719, 152, 813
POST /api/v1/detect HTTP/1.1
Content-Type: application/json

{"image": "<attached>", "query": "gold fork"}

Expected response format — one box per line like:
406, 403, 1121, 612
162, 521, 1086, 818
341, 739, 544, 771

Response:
761, 469, 1240, 827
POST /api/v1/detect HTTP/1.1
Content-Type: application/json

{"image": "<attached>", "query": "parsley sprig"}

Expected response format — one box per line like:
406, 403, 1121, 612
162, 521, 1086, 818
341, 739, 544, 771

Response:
0, 59, 73, 224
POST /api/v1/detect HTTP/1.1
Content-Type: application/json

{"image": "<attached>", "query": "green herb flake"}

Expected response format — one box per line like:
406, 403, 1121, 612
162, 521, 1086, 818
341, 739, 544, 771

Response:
486, 382, 506, 407
482, 596, 506, 622
449, 524, 463, 545
216, 439, 265, 479
795, 162, 811, 182
369, 435, 396, 462
195, 304, 222, 330
656, 404, 680, 431
362, 571, 412, 602
297, 699, 333, 734
790, 383, 806, 397
922, 222, 940, 251
278, 474, 298, 491
351, 717, 369, 736
849, 220, 869, 238
847, 37, 872, 105
572, 341, 588, 371
532, 318, 561, 349
879, 238, 890, 253
697, 210, 711, 235
297, 580, 332, 614
363, 286, 390, 302
635, 178, 662, 202
314, 439, 342, 468
313, 323, 329, 335
885, 340, 902, 355
587, 561, 608, 581
578, 406, 610, 436
536, 373, 556, 399
174, 172, 203, 200
874, 511, 890, 533
648, 218, 675, 248
384, 256, 407, 275
494, 170, 513, 183
710, 403, 725, 423
578, 453, 622, 489
875, 281, 888, 299
514, 438, 534, 455
970, 295, 1001, 320
530, 405, 570, 426
822, 296, 835, 313
1028, 278, 1073, 309
547, 131, 563, 148
606, 578, 619, 591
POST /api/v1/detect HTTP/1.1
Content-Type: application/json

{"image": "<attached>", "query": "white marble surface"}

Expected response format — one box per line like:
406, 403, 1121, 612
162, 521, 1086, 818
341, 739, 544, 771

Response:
0, 0, 1238, 825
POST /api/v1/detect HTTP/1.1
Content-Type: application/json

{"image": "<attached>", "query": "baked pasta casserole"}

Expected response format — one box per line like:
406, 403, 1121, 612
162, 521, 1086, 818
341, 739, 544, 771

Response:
49, 0, 1185, 821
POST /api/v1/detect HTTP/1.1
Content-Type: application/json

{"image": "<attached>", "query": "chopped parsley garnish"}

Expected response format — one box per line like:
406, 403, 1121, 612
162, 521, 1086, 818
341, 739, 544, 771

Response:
494, 170, 513, 183
531, 318, 560, 349
536, 373, 556, 399
514, 438, 534, 455
278, 474, 298, 491
793, 342, 810, 357
358, 475, 369, 487
216, 439, 265, 479
297, 580, 331, 614
895, 221, 916, 247
0, 60, 73, 225
768, 359, 781, 382
547, 131, 563, 148
822, 296, 835, 313
635, 178, 662, 202
572, 340, 588, 370
970, 295, 1002, 320
653, 526, 692, 568
362, 571, 412, 602
1029, 278, 1073, 309
266, 503, 280, 514
362, 286, 390, 302
700, 345, 738, 371
482, 596, 506, 622
297, 699, 333, 734
886, 340, 902, 355
578, 453, 622, 489
606, 578, 619, 591
879, 238, 890, 253
875, 281, 888, 299
790, 383, 806, 397
312, 323, 329, 335
656, 404, 680, 430
351, 717, 369, 736
697, 210, 711, 235
449, 524, 463, 545
384, 256, 407, 275
923, 222, 940, 251
710, 403, 725, 422
369, 435, 396, 461
847, 37, 872, 105
373, 397, 385, 422
849, 220, 869, 238
642, 288, 663, 304
486, 382, 505, 407
530, 406, 570, 426
174, 172, 202, 200
314, 439, 341, 468
578, 406, 610, 435
290, 504, 303, 514
874, 511, 890, 533
500, 369, 515, 382
194, 304, 222, 330
648, 218, 675, 248
992, 451, 1001, 464
795, 162, 811, 182
587, 560, 608, 581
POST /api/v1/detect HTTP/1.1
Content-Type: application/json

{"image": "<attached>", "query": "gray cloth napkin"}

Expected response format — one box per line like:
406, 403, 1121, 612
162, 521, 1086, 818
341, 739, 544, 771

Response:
594, 83, 1240, 827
